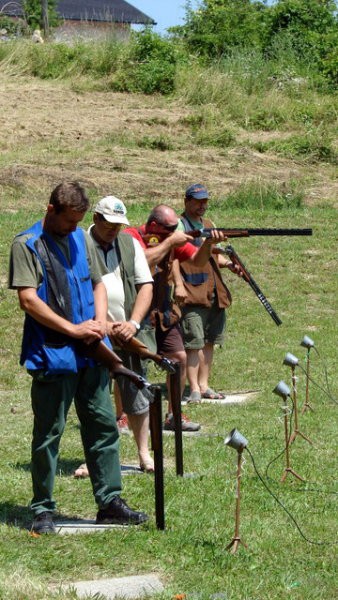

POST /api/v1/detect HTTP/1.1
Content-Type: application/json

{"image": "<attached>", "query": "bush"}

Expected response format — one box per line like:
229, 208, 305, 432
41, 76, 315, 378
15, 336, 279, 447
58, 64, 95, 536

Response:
0, 16, 26, 36
111, 29, 182, 94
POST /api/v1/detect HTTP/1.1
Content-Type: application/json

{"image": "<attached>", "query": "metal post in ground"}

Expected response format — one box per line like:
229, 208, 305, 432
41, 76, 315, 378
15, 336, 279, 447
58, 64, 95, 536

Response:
169, 362, 184, 476
149, 386, 165, 530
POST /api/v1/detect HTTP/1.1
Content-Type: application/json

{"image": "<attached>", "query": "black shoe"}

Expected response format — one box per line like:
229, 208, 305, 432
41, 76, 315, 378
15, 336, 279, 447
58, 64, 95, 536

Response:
96, 497, 148, 526
31, 511, 56, 534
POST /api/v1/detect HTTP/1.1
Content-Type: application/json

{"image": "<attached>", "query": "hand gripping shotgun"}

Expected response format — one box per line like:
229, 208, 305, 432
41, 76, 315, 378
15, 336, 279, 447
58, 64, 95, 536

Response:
76, 339, 152, 389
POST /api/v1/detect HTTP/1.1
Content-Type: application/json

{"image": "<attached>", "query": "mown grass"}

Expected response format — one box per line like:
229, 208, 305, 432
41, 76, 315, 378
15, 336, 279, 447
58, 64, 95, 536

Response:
0, 38, 337, 166
0, 191, 337, 599
0, 37, 336, 597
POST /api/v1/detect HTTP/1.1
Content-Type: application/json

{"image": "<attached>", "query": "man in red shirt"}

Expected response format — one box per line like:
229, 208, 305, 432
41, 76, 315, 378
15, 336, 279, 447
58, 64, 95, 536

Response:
124, 204, 225, 431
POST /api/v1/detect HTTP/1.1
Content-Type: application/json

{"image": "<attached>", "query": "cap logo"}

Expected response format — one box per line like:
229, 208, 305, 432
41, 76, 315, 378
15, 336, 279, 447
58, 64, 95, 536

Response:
113, 201, 125, 214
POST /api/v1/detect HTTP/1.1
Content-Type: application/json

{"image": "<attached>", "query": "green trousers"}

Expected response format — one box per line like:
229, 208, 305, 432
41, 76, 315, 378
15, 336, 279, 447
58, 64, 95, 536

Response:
30, 366, 121, 516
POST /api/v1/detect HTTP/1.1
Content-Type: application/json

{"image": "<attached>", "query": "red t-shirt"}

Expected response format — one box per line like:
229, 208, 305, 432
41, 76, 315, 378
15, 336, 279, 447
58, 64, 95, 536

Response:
124, 225, 196, 262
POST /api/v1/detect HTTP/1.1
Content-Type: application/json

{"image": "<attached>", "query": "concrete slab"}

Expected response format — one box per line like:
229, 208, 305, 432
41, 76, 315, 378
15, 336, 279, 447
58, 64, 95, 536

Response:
55, 520, 128, 534
182, 390, 259, 406
64, 574, 164, 599
121, 464, 143, 475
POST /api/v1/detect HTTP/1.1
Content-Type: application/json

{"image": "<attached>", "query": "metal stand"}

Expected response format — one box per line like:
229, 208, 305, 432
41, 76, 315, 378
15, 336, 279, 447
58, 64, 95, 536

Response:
169, 362, 184, 476
226, 449, 247, 553
289, 366, 313, 445
149, 386, 165, 530
302, 348, 314, 414
281, 397, 304, 482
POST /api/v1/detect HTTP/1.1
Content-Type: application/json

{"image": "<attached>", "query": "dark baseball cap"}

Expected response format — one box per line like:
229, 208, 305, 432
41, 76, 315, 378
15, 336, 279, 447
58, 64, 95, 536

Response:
185, 183, 209, 200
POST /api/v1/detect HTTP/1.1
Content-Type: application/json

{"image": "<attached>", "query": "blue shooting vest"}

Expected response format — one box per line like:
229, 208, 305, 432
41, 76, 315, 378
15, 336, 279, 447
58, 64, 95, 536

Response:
19, 221, 101, 374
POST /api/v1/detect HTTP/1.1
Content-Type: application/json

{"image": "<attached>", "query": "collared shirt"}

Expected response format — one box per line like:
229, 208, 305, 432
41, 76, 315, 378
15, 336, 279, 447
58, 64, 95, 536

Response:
88, 225, 152, 322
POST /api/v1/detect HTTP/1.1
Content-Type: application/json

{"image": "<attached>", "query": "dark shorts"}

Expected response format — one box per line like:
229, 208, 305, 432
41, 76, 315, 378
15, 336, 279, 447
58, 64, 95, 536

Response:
181, 301, 226, 350
156, 323, 185, 356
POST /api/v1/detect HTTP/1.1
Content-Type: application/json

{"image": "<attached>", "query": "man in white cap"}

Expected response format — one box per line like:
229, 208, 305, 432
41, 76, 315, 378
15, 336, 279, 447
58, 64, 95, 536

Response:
74, 195, 155, 476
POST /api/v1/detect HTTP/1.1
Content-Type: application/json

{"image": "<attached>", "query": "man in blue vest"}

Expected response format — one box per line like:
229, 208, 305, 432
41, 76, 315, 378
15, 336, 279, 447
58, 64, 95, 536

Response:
8, 182, 148, 534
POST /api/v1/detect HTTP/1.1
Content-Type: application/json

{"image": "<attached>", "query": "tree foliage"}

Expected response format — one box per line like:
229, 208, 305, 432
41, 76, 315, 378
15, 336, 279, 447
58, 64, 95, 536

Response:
23, 0, 59, 30
173, 0, 337, 85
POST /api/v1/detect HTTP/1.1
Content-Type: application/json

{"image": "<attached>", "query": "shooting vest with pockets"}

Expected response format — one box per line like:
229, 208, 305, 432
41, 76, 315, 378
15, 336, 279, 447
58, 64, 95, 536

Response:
19, 222, 99, 374
180, 215, 232, 309
95, 231, 156, 352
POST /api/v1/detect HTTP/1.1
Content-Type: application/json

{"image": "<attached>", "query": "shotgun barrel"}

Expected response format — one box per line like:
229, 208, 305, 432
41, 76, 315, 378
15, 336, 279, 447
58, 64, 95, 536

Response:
225, 245, 282, 326
189, 228, 312, 239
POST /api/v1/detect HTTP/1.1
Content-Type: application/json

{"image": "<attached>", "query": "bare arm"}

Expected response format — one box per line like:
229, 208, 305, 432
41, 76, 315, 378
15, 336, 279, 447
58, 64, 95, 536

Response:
213, 248, 243, 276
93, 280, 108, 338
131, 282, 153, 323
190, 230, 227, 267
171, 258, 187, 303
144, 231, 194, 270
17, 287, 103, 343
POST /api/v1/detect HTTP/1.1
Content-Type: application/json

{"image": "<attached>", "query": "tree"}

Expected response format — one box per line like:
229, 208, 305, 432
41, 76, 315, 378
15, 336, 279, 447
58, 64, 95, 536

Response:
263, 0, 338, 83
23, 0, 58, 32
173, 1, 269, 58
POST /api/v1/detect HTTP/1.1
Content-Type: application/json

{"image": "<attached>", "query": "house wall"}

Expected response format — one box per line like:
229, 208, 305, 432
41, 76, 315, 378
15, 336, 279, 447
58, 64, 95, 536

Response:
53, 20, 131, 42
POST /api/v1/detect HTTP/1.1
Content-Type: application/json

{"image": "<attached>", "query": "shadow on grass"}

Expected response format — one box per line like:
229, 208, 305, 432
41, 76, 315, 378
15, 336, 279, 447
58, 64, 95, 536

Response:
13, 458, 90, 477
0, 501, 103, 530
0, 501, 32, 528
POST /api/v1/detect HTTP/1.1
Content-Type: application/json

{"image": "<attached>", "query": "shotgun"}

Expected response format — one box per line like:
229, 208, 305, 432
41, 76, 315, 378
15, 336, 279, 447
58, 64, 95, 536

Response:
224, 245, 282, 326
111, 335, 176, 374
76, 340, 151, 389
187, 228, 312, 239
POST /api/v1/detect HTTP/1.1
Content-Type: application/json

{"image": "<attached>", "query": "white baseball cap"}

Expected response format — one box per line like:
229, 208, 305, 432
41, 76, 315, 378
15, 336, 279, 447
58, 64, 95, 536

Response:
93, 196, 129, 225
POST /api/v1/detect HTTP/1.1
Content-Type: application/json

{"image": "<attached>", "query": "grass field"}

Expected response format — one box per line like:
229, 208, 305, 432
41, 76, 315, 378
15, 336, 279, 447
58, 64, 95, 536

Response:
0, 69, 337, 600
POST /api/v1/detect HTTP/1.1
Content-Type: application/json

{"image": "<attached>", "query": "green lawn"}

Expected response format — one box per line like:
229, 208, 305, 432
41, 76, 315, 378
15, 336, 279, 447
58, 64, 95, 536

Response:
0, 201, 337, 600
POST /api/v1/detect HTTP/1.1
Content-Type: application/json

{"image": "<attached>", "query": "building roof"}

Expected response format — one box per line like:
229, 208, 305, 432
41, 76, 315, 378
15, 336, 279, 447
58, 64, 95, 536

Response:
0, 1, 155, 25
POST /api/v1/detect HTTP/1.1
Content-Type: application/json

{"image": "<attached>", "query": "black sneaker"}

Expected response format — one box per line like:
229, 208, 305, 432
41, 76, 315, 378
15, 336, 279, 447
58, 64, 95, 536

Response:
163, 413, 201, 432
96, 497, 148, 526
31, 511, 56, 534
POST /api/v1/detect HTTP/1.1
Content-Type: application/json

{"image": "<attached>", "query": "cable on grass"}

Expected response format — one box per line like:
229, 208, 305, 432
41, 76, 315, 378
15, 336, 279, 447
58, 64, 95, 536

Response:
246, 446, 338, 546
312, 346, 338, 405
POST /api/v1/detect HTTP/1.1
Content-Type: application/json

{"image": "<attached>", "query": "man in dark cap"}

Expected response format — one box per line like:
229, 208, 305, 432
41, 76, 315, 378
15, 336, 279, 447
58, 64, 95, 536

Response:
177, 184, 238, 403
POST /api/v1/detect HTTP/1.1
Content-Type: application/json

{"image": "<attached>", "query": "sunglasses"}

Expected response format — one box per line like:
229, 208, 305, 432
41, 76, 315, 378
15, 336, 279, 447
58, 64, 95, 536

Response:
158, 223, 178, 232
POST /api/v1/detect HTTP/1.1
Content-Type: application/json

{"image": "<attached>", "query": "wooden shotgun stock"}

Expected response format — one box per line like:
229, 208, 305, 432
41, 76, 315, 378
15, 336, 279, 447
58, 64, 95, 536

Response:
76, 340, 150, 389
112, 335, 176, 373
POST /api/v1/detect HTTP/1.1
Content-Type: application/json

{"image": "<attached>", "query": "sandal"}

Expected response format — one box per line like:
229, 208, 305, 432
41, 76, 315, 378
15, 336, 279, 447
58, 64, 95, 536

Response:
183, 391, 202, 404
73, 463, 89, 478
139, 459, 155, 474
201, 388, 225, 400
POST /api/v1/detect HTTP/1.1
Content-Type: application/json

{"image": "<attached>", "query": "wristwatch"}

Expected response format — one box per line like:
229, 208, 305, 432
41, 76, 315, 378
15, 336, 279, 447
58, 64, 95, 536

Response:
129, 319, 140, 331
